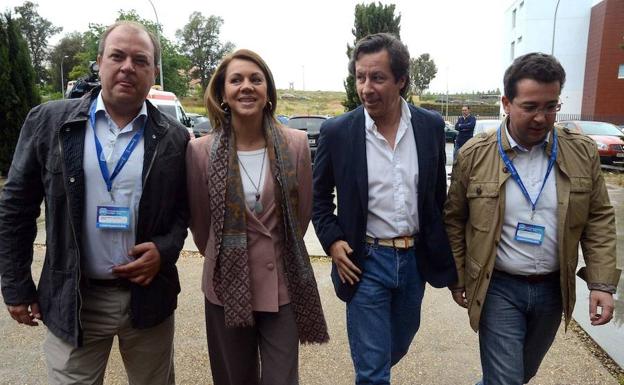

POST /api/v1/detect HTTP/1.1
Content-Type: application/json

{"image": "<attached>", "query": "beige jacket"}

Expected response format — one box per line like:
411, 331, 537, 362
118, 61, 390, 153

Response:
444, 123, 621, 331
186, 128, 312, 312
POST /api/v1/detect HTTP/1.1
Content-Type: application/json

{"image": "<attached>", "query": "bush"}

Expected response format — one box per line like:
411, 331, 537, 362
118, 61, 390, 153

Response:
419, 102, 500, 117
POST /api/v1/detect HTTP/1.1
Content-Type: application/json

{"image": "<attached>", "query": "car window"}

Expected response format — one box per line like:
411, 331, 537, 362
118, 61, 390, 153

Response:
156, 105, 176, 119
578, 122, 623, 136
288, 118, 326, 135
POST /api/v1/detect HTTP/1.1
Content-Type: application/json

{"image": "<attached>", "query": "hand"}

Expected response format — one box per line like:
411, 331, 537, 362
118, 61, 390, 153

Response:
451, 289, 468, 308
7, 302, 41, 326
112, 242, 161, 286
329, 240, 361, 285
589, 290, 614, 326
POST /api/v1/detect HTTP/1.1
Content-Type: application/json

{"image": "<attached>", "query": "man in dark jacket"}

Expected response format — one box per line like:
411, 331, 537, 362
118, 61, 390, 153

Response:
0, 21, 189, 384
454, 105, 477, 156
313, 33, 456, 384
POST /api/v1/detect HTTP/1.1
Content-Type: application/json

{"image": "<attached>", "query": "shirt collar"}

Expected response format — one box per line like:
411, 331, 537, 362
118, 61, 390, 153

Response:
95, 92, 148, 132
364, 98, 412, 134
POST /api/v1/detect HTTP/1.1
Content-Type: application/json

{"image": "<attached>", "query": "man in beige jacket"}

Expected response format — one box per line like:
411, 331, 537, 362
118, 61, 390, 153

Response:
444, 52, 620, 385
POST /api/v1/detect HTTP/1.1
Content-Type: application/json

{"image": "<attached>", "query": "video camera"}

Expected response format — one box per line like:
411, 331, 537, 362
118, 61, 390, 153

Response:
67, 61, 100, 99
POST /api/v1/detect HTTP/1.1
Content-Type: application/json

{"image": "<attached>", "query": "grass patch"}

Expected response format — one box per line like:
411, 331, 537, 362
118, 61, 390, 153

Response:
181, 89, 347, 118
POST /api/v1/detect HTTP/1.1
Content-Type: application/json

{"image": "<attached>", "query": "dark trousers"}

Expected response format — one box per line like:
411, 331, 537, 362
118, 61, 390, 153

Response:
204, 299, 299, 385
477, 271, 562, 385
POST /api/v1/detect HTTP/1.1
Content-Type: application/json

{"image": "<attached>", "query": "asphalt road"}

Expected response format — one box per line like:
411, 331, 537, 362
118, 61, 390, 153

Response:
0, 248, 617, 385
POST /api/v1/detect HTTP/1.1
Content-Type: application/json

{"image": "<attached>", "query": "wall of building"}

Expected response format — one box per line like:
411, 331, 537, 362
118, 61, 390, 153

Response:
503, 0, 592, 114
582, 0, 624, 124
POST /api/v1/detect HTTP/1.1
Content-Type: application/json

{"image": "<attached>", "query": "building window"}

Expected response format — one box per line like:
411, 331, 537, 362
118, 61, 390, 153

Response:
511, 41, 515, 60
512, 9, 517, 28
619, 64, 624, 79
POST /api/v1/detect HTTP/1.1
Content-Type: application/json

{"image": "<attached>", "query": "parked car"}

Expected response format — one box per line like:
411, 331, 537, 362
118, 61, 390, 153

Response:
193, 119, 213, 138
557, 120, 624, 165
287, 115, 329, 162
473, 119, 502, 136
276, 114, 289, 125
187, 113, 209, 126
445, 122, 458, 143
147, 88, 194, 138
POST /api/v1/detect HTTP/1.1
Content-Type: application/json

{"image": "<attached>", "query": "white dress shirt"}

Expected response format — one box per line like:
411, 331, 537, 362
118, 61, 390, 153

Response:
82, 92, 147, 279
364, 99, 419, 239
496, 125, 559, 275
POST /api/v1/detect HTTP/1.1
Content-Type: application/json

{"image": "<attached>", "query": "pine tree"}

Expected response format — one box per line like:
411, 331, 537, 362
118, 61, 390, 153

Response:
342, 2, 401, 111
0, 13, 40, 175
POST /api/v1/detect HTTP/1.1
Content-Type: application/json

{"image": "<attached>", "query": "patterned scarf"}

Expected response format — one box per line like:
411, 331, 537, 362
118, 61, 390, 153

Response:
208, 116, 329, 344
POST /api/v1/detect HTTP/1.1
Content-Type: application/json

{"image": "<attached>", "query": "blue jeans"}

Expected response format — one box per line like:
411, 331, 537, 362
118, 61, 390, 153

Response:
477, 270, 562, 385
346, 243, 425, 385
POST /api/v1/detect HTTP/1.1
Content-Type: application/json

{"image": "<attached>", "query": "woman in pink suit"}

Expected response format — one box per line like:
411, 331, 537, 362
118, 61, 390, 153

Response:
185, 49, 328, 385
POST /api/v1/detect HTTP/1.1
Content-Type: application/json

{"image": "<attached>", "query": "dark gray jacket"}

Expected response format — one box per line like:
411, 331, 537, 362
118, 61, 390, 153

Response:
0, 88, 189, 347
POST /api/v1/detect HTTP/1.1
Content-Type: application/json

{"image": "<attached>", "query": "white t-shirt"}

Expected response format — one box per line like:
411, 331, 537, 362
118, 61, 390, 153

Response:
237, 148, 268, 211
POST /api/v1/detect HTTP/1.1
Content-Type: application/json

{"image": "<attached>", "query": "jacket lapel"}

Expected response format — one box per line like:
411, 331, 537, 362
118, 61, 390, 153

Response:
351, 107, 368, 214
409, 106, 426, 220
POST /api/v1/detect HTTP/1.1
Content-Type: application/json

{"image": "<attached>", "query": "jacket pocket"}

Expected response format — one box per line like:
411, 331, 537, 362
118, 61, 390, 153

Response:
466, 182, 499, 232
44, 154, 66, 198
568, 176, 591, 229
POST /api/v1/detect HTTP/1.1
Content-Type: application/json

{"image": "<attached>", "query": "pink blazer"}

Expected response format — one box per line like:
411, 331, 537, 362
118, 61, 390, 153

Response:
186, 127, 312, 312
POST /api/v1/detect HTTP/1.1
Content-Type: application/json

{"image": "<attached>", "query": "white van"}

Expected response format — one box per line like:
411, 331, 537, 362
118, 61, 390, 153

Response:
146, 88, 194, 138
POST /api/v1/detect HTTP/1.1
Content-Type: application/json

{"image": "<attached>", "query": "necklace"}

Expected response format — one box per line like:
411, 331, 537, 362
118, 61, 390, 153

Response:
237, 148, 266, 214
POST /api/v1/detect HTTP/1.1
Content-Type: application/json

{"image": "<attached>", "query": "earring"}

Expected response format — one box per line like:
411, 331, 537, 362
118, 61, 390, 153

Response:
220, 102, 230, 113
266, 101, 273, 111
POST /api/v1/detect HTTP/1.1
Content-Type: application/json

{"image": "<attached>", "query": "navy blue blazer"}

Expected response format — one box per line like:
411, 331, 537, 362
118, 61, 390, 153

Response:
312, 104, 457, 302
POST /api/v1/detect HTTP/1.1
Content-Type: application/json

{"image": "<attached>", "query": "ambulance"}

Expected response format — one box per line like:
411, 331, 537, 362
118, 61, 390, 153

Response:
146, 88, 195, 138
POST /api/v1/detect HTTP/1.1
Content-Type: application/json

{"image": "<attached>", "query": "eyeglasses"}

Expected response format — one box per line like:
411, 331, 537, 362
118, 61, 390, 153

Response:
515, 102, 562, 116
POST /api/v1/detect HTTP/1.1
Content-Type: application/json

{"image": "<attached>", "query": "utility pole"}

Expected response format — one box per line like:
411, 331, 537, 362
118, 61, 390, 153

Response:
147, 0, 164, 90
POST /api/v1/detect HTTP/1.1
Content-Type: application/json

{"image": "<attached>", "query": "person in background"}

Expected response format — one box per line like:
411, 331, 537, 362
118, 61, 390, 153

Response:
186, 48, 329, 385
454, 105, 476, 158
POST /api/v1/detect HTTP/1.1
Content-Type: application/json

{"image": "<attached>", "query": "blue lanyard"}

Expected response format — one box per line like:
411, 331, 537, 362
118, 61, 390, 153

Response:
497, 127, 557, 213
89, 99, 145, 192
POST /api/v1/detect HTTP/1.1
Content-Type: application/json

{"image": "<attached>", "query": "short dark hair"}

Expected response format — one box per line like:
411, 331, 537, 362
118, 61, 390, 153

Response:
348, 32, 410, 96
503, 52, 566, 101
462, 105, 470, 110
98, 21, 161, 69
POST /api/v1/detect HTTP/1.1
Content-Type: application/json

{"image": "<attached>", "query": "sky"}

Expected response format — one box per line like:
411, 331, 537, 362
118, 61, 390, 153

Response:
2, 0, 515, 93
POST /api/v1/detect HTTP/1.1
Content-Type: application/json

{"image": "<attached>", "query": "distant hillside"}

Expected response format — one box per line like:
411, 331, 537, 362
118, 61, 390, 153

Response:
182, 90, 347, 117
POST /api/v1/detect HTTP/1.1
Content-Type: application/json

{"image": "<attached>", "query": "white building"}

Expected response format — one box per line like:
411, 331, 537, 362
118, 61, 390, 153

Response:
503, 0, 593, 114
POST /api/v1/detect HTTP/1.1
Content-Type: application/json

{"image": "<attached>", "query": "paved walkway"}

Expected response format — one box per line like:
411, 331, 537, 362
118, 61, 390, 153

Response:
0, 247, 617, 384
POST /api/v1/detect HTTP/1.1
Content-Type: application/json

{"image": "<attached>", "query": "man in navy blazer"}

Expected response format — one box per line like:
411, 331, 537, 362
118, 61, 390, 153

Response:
313, 33, 457, 384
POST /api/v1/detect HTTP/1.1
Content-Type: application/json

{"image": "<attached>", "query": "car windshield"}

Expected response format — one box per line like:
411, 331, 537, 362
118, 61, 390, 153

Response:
192, 116, 209, 124
578, 122, 623, 136
474, 120, 500, 135
288, 117, 325, 135
156, 105, 176, 118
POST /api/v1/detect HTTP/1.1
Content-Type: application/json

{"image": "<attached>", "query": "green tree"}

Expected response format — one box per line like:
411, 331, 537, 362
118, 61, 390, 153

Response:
343, 2, 401, 111
176, 12, 234, 92
0, 12, 40, 175
116, 10, 191, 97
48, 32, 84, 95
409, 53, 437, 96
13, 1, 62, 85
68, 23, 105, 81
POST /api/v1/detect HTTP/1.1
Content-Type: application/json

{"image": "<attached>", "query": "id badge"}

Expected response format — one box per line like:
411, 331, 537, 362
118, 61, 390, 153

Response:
96, 205, 131, 230
514, 222, 545, 245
